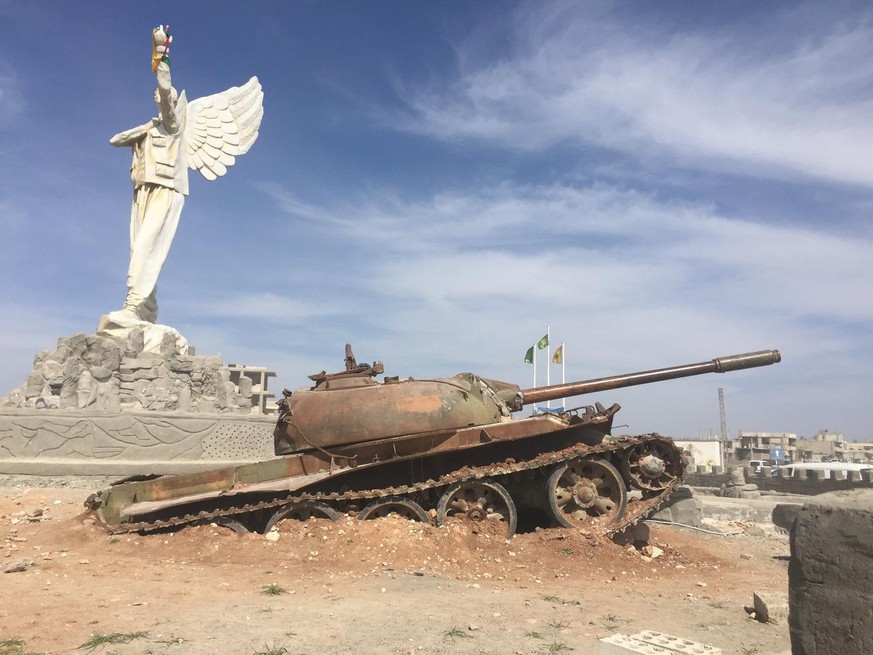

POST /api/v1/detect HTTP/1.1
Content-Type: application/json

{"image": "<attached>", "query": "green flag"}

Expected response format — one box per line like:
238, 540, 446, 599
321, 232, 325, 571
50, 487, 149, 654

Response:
524, 346, 534, 364
537, 334, 549, 349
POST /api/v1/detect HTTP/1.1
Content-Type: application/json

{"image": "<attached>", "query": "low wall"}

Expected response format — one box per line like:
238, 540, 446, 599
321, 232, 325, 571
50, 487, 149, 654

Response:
0, 408, 276, 475
686, 465, 873, 496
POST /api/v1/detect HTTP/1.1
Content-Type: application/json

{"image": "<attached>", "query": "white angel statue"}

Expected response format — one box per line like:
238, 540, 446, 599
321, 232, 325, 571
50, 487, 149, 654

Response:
106, 25, 263, 325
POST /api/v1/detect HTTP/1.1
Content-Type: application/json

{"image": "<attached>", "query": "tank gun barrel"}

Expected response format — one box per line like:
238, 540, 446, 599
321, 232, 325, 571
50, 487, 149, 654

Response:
519, 349, 781, 406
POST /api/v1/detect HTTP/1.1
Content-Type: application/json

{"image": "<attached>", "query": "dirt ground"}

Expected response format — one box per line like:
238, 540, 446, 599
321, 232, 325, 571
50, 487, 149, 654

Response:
0, 482, 791, 655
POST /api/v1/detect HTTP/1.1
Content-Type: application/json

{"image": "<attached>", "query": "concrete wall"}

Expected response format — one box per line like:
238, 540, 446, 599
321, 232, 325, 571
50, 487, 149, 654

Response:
685, 467, 873, 496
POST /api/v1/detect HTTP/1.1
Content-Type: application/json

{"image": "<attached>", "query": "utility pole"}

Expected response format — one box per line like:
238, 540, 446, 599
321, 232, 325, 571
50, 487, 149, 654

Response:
718, 388, 729, 467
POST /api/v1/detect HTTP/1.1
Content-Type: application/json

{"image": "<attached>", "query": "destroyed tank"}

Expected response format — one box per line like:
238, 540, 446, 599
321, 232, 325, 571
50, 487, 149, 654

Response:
87, 346, 781, 538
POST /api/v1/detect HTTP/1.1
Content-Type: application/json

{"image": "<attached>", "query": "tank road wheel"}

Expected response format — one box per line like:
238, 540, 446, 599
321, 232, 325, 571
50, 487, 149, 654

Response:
620, 440, 682, 492
436, 481, 518, 538
263, 501, 340, 534
545, 458, 627, 532
359, 497, 430, 523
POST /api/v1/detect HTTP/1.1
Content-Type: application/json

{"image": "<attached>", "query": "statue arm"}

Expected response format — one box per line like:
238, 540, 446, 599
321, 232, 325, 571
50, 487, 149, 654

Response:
155, 61, 180, 133
109, 120, 157, 147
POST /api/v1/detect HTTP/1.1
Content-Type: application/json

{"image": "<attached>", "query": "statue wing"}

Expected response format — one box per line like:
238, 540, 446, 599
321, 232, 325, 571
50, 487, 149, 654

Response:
184, 76, 264, 181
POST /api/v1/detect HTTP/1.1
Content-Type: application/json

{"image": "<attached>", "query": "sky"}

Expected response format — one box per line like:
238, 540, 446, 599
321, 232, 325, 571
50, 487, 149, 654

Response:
1, 2, 871, 442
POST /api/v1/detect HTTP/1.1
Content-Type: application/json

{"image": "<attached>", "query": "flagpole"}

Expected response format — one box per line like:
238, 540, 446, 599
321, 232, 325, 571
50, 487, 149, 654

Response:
546, 325, 551, 388
561, 342, 566, 410
532, 347, 537, 413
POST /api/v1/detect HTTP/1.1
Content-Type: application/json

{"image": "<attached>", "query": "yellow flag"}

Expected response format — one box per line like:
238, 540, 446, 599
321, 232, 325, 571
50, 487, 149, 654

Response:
552, 345, 563, 364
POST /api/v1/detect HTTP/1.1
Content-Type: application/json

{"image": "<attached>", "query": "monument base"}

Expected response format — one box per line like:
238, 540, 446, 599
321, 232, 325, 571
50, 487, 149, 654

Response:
0, 408, 276, 476
1, 322, 282, 475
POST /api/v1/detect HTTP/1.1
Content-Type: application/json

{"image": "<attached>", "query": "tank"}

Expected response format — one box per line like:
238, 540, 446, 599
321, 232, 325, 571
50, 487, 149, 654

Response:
87, 345, 781, 539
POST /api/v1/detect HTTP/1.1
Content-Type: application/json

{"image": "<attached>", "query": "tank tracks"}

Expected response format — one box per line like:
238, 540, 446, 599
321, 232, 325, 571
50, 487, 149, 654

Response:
96, 434, 684, 539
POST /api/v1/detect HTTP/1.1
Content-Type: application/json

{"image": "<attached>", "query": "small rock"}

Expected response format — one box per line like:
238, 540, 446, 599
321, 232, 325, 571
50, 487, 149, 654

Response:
468, 624, 481, 631
264, 530, 280, 542
642, 545, 664, 559
3, 558, 34, 573
753, 590, 789, 624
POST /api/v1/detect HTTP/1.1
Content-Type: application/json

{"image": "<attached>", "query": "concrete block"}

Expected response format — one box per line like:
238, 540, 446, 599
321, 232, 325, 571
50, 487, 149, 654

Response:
752, 590, 788, 624
599, 634, 670, 654
789, 489, 873, 654
636, 631, 720, 654
599, 631, 720, 655
669, 497, 703, 526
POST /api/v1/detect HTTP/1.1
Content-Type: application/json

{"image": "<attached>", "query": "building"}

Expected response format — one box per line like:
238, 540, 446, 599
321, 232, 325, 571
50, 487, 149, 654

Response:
796, 430, 848, 462
676, 438, 729, 468
846, 441, 873, 462
735, 432, 797, 463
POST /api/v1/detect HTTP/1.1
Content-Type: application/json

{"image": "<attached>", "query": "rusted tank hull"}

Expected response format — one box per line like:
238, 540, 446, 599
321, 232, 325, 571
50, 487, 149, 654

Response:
92, 406, 618, 530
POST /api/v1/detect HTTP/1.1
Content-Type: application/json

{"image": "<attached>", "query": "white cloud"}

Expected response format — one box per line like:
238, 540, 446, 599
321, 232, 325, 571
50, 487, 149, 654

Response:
269, 179, 873, 324
182, 292, 343, 322
400, 3, 873, 187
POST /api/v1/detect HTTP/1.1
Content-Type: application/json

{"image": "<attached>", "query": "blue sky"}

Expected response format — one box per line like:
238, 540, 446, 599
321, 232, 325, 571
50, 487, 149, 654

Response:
1, 2, 871, 441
